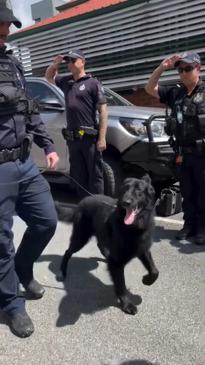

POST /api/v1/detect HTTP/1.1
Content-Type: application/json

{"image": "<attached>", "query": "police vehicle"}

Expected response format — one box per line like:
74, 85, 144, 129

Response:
27, 77, 174, 196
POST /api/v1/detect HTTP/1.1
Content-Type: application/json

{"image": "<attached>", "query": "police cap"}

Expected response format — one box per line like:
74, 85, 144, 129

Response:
0, 0, 22, 28
174, 51, 201, 67
63, 49, 85, 62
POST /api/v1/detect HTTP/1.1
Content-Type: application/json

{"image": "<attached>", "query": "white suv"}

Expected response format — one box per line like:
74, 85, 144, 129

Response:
26, 77, 174, 196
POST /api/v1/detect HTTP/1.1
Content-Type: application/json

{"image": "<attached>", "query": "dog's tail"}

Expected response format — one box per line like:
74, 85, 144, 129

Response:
55, 201, 76, 223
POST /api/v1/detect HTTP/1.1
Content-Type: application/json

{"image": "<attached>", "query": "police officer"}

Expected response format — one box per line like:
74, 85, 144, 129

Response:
145, 51, 205, 245
0, 0, 59, 337
45, 49, 108, 198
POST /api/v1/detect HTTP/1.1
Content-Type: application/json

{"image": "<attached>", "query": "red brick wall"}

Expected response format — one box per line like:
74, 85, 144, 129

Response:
121, 87, 165, 108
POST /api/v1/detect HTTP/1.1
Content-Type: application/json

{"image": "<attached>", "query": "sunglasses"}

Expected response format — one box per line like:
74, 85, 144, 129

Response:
177, 65, 195, 73
64, 57, 77, 64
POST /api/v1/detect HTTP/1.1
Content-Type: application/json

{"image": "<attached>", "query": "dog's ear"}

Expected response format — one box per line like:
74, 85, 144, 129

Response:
142, 175, 155, 207
141, 173, 151, 185
146, 183, 156, 210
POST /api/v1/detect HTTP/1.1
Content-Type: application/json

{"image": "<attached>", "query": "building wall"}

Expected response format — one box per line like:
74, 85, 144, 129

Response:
10, 0, 205, 106
122, 88, 163, 108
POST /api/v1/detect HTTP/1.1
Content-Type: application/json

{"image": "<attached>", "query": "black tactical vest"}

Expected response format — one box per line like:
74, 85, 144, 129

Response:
172, 83, 205, 145
0, 47, 28, 115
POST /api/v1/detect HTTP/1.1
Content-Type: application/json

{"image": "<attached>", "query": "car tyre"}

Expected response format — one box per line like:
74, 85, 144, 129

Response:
103, 156, 125, 197
102, 160, 116, 197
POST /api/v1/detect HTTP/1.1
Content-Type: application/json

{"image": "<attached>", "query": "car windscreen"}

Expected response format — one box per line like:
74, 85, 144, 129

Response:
26, 81, 61, 104
104, 89, 133, 107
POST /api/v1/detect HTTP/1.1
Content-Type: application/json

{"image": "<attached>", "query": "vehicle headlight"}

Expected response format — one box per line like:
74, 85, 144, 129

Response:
151, 120, 166, 137
119, 117, 147, 138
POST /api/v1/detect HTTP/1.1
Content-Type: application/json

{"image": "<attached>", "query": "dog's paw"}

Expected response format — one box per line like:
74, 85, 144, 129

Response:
119, 296, 138, 315
121, 302, 138, 315
142, 272, 159, 286
56, 272, 65, 282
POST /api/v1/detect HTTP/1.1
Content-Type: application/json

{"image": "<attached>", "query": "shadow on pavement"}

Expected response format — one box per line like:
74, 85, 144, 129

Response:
118, 361, 156, 365
38, 254, 142, 327
154, 225, 205, 254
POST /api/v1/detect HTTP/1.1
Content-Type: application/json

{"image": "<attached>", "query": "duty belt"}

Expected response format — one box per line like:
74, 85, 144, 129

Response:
182, 141, 205, 155
0, 146, 21, 164
62, 127, 98, 142
0, 135, 33, 164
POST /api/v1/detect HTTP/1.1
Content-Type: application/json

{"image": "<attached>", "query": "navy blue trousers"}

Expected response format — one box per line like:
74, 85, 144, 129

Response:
0, 157, 57, 315
68, 137, 104, 198
180, 154, 205, 231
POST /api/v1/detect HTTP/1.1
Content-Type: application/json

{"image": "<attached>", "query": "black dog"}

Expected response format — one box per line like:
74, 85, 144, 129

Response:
56, 176, 159, 315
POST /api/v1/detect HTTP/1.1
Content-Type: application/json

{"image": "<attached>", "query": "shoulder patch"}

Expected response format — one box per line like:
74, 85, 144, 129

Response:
79, 84, 85, 91
193, 93, 204, 103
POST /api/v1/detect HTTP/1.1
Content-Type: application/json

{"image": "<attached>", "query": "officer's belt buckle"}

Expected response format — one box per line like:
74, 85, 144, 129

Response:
78, 129, 85, 137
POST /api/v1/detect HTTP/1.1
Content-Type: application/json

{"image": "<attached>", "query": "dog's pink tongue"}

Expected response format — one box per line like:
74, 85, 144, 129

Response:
124, 209, 136, 225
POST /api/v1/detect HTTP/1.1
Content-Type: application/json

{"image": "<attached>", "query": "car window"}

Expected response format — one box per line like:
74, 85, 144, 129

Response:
26, 81, 60, 103
104, 89, 132, 107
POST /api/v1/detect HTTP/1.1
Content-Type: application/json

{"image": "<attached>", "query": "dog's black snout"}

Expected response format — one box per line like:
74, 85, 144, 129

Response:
122, 199, 132, 208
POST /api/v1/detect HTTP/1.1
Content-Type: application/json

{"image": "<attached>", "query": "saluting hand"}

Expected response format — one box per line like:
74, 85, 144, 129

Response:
46, 152, 59, 169
52, 55, 65, 68
160, 55, 181, 71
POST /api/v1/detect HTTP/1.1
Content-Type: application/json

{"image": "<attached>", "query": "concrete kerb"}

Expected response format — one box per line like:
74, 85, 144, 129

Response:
155, 216, 183, 226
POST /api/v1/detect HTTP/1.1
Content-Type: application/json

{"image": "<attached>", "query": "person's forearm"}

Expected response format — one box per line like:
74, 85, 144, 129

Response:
45, 63, 58, 84
27, 114, 55, 153
145, 64, 164, 98
98, 105, 108, 139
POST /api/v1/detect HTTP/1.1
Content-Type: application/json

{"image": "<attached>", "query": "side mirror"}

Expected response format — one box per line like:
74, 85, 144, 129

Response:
39, 98, 65, 112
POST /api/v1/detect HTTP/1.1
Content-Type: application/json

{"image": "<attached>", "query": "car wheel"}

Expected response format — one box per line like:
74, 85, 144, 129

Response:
102, 160, 116, 197
103, 156, 124, 197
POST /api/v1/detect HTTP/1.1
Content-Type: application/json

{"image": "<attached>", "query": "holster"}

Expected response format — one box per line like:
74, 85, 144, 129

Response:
19, 134, 33, 162
198, 114, 205, 134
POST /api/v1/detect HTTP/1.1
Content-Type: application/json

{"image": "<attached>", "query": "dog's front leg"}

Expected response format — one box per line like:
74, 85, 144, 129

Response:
107, 259, 137, 315
140, 251, 159, 285
56, 249, 72, 282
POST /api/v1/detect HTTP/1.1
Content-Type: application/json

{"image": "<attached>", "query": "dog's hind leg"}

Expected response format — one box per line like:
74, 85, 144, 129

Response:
57, 212, 93, 281
107, 259, 137, 315
139, 251, 159, 285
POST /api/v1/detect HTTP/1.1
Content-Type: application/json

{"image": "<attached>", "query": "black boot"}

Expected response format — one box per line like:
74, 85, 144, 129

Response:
15, 265, 45, 299
24, 279, 45, 299
7, 311, 34, 338
195, 233, 205, 246
175, 224, 195, 240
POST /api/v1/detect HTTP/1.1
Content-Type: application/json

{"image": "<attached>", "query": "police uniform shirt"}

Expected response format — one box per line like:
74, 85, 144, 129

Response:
55, 74, 107, 130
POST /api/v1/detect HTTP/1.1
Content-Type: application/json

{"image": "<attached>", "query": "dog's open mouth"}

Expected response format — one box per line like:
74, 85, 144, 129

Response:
124, 207, 139, 225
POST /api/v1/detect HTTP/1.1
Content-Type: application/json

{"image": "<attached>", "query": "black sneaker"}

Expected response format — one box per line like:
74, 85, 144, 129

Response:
24, 279, 45, 299
175, 225, 194, 240
8, 312, 34, 338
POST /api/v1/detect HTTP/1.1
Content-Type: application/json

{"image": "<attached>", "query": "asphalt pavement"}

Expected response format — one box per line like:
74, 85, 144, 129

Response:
0, 192, 203, 365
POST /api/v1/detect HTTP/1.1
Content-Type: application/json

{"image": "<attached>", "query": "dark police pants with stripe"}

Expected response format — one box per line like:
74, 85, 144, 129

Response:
68, 137, 104, 198
180, 154, 205, 232
0, 157, 57, 316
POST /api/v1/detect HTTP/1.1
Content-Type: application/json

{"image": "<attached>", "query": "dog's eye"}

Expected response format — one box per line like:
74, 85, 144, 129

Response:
137, 182, 145, 190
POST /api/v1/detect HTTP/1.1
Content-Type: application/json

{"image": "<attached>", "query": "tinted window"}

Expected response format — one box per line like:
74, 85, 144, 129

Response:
104, 89, 132, 107
26, 81, 60, 103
